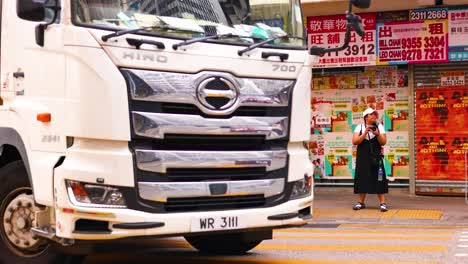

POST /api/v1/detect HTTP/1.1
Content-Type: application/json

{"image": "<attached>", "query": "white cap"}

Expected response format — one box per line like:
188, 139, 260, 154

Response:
362, 107, 376, 117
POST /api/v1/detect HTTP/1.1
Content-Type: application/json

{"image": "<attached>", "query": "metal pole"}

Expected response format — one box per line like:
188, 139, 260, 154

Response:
408, 65, 416, 195
465, 152, 467, 204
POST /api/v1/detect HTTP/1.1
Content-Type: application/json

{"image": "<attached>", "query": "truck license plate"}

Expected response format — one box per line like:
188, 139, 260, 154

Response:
191, 215, 245, 232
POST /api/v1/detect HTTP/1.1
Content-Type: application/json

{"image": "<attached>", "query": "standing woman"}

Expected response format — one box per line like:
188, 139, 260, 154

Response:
352, 108, 388, 212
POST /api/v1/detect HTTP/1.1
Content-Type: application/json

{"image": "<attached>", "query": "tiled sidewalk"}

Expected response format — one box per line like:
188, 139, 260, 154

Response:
312, 187, 468, 225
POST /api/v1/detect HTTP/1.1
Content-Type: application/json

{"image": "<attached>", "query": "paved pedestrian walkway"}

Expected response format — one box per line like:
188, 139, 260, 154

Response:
312, 187, 468, 226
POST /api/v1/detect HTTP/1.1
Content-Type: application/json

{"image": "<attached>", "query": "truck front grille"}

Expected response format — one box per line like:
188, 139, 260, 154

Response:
121, 68, 294, 213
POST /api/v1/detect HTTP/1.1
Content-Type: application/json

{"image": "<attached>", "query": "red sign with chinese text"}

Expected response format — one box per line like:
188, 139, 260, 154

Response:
307, 13, 377, 68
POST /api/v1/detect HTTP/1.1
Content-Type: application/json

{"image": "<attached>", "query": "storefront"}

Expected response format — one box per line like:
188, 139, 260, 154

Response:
414, 62, 468, 195
306, 5, 468, 195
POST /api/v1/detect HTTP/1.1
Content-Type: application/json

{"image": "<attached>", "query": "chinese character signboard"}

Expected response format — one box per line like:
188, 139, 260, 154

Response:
440, 71, 465, 87
307, 13, 377, 68
376, 20, 449, 65
308, 7, 468, 66
449, 8, 468, 61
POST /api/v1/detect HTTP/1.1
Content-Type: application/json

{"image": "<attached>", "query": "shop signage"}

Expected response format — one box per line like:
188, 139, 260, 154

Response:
448, 8, 468, 61
307, 13, 377, 68
376, 20, 449, 65
377, 11, 409, 23
409, 8, 448, 21
440, 71, 465, 87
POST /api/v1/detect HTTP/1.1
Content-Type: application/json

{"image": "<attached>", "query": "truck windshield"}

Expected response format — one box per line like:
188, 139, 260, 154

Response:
73, 0, 305, 49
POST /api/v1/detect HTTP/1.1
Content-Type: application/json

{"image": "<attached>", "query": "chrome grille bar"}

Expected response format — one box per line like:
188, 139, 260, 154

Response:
138, 179, 284, 202
122, 69, 294, 115
135, 150, 287, 173
132, 112, 289, 140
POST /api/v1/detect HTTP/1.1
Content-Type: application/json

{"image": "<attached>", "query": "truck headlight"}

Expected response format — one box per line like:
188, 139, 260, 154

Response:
290, 175, 312, 200
66, 180, 127, 208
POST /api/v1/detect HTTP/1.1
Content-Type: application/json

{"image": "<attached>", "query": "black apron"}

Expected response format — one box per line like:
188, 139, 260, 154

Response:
354, 126, 388, 194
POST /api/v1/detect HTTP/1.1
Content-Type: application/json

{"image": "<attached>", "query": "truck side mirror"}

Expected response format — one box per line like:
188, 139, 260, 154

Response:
17, 0, 47, 22
351, 0, 371, 9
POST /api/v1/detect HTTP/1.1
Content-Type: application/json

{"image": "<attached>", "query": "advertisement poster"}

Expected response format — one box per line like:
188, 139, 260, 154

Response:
416, 134, 450, 180
448, 135, 468, 180
351, 88, 385, 131
307, 13, 377, 68
356, 66, 399, 88
415, 88, 450, 134
384, 102, 409, 132
447, 87, 468, 131
415, 87, 468, 181
311, 95, 332, 135
331, 100, 352, 133
309, 135, 325, 179
310, 68, 410, 179
376, 20, 449, 65
449, 8, 468, 61
312, 74, 357, 90
324, 133, 353, 178
383, 132, 410, 178
311, 90, 354, 134
383, 88, 409, 132
319, 90, 353, 133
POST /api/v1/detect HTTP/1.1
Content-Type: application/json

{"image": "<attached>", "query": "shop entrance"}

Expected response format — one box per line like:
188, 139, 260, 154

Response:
413, 63, 468, 195
309, 65, 410, 189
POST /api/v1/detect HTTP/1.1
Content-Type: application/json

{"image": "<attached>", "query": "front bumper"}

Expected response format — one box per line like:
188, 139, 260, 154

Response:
54, 191, 312, 240
53, 140, 313, 240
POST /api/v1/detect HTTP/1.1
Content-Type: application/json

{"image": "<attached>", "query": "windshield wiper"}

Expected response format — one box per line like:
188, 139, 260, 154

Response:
101, 25, 201, 42
102, 25, 166, 42
237, 37, 280, 56
173, 33, 249, 50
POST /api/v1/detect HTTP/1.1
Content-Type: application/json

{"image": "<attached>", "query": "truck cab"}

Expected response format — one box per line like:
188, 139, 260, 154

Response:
0, 0, 316, 262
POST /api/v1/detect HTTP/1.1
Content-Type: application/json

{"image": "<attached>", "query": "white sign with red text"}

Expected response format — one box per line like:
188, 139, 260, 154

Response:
307, 13, 377, 68
440, 71, 465, 87
449, 8, 468, 61
376, 20, 449, 65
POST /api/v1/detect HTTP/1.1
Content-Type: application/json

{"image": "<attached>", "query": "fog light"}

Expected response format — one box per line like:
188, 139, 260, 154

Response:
66, 180, 127, 208
290, 175, 312, 200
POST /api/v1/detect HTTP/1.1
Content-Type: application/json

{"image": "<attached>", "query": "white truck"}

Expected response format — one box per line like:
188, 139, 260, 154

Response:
0, 0, 369, 263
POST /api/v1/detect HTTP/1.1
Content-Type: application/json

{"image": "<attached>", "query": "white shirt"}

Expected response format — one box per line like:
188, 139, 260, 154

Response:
354, 123, 386, 140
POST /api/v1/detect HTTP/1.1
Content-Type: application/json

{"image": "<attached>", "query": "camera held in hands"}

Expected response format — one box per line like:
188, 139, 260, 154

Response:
368, 125, 377, 131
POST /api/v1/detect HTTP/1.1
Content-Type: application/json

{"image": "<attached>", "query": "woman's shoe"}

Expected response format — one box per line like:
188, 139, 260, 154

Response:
380, 203, 388, 212
353, 202, 366, 210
